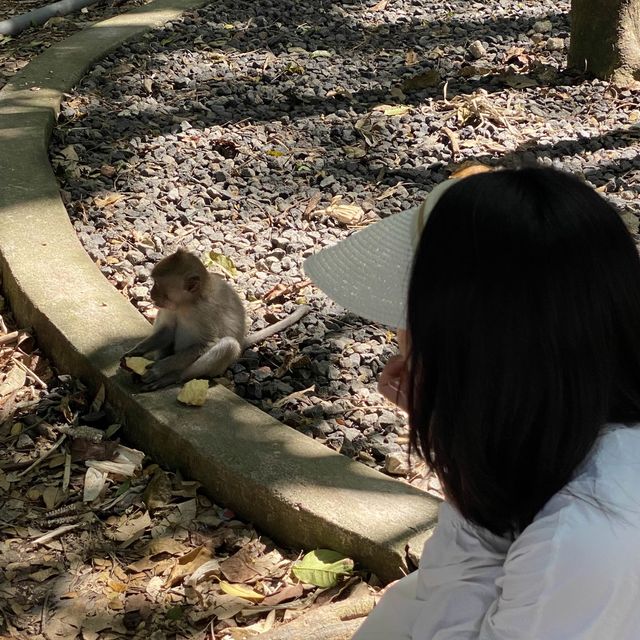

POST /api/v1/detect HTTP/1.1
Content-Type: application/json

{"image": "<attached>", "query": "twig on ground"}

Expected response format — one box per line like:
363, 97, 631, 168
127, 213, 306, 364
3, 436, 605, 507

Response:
16, 434, 66, 478
11, 355, 47, 389
31, 521, 84, 547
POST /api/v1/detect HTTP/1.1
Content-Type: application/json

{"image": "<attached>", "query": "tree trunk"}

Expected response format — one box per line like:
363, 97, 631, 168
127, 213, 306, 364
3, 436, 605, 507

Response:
569, 0, 640, 84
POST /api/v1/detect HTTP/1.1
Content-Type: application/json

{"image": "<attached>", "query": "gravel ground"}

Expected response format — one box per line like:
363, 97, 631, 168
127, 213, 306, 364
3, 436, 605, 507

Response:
0, 0, 151, 90
50, 0, 640, 491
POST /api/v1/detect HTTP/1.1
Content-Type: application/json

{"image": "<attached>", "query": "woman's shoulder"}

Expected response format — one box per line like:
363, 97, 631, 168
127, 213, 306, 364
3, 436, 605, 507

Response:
510, 424, 640, 573
561, 422, 640, 510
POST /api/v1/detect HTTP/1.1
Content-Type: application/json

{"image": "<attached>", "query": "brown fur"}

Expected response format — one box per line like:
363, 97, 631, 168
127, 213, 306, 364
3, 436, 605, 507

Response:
123, 249, 309, 390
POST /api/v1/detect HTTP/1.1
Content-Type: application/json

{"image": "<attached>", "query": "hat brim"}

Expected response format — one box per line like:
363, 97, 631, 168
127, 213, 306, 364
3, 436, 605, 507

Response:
305, 206, 416, 328
304, 180, 457, 328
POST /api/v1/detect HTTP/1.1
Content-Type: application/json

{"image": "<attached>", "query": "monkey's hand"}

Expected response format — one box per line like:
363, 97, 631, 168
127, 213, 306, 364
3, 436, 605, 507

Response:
120, 348, 146, 369
140, 360, 181, 391
139, 348, 203, 391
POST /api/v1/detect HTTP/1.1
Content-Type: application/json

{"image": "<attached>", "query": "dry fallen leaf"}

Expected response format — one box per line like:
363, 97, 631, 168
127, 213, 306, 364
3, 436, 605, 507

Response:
369, 0, 388, 11
86, 459, 137, 477
108, 510, 152, 543
220, 581, 265, 602
449, 163, 494, 179
143, 469, 173, 511
320, 197, 364, 226
263, 279, 311, 304
184, 559, 221, 587
71, 438, 119, 462
261, 582, 304, 606
220, 548, 263, 584
402, 68, 441, 91
374, 104, 411, 117
327, 204, 363, 225
94, 193, 125, 208
500, 72, 538, 89
166, 546, 214, 587
83, 467, 107, 503
0, 365, 26, 397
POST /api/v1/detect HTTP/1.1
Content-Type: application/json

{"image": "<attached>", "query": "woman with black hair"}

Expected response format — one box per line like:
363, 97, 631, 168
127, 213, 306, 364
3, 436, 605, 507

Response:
304, 167, 640, 639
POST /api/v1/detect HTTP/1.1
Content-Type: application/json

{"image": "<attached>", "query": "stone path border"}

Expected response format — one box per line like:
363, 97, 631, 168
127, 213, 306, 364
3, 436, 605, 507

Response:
0, 0, 439, 582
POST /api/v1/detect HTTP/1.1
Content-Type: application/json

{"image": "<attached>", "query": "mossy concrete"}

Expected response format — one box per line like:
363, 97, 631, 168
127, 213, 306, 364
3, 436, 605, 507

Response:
0, 0, 440, 582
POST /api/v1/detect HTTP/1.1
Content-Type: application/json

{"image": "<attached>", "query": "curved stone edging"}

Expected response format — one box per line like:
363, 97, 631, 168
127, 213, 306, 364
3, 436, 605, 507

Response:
0, 0, 440, 582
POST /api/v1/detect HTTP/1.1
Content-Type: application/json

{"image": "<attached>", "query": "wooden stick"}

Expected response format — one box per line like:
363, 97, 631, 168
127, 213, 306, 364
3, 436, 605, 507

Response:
31, 521, 83, 547
11, 356, 47, 389
16, 434, 66, 478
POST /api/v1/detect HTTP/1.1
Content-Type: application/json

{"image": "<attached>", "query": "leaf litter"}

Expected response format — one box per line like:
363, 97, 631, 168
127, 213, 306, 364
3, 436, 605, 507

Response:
0, 305, 380, 639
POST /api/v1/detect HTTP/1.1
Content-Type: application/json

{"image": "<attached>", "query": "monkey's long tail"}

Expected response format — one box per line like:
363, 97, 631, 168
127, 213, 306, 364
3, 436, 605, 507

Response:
244, 305, 311, 346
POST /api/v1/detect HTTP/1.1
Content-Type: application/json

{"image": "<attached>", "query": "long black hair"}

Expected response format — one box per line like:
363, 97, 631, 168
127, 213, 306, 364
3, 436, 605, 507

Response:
407, 167, 640, 536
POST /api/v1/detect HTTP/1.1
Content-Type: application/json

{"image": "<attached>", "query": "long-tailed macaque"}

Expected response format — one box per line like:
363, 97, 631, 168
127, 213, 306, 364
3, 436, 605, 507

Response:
123, 249, 310, 390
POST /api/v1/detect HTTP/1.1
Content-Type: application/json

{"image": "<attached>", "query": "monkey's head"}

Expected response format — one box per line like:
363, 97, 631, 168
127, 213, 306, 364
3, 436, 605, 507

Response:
150, 249, 208, 310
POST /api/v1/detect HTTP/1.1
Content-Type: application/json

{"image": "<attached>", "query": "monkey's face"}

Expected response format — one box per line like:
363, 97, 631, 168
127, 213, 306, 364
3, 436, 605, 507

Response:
150, 275, 199, 310
150, 279, 172, 309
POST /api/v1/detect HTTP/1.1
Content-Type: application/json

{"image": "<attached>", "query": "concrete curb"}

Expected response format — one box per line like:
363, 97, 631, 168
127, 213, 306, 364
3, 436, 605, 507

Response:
0, 0, 440, 582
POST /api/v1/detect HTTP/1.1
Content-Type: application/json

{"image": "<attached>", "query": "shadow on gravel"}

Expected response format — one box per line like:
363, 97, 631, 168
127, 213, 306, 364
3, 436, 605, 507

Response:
322, 124, 640, 193
56, 6, 567, 133
48, 0, 582, 231
51, 1, 569, 159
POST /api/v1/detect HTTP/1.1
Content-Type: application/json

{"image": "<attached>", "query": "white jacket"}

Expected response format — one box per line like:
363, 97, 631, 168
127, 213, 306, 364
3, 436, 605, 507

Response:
354, 424, 640, 639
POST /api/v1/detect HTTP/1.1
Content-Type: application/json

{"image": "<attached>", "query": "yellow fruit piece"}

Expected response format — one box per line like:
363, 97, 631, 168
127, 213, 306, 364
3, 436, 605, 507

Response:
177, 379, 209, 406
123, 357, 154, 375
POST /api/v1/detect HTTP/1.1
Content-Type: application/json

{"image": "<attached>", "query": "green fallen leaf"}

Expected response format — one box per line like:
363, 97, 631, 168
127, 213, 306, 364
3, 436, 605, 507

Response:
166, 606, 183, 620
204, 252, 238, 278
114, 479, 130, 499
344, 145, 367, 159
380, 104, 411, 116
311, 49, 333, 58
267, 149, 286, 157
292, 549, 354, 588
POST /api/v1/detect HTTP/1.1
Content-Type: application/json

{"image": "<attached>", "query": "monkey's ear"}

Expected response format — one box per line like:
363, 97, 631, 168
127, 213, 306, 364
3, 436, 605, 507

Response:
185, 274, 201, 293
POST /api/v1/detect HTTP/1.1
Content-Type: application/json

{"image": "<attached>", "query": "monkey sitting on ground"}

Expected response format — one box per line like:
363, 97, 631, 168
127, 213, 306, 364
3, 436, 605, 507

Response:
123, 249, 310, 391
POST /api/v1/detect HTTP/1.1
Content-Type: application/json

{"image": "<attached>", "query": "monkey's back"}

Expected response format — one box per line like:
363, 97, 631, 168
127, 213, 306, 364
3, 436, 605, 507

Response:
171, 272, 246, 354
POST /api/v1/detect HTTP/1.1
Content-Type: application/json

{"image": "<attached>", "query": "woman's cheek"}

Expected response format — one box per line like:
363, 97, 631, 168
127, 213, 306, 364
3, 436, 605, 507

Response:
378, 355, 409, 412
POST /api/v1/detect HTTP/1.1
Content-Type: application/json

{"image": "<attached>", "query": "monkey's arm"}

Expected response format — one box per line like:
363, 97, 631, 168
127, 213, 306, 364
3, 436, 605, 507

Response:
125, 327, 174, 359
124, 312, 175, 359
141, 337, 243, 391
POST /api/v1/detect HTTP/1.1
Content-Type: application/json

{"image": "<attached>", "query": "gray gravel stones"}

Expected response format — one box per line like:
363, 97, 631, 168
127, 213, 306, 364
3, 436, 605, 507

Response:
50, 0, 639, 491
